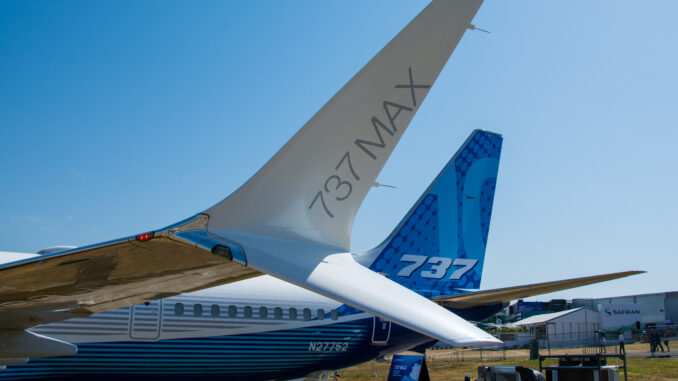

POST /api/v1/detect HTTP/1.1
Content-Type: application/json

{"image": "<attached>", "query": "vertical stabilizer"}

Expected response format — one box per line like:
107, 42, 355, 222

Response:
359, 130, 502, 298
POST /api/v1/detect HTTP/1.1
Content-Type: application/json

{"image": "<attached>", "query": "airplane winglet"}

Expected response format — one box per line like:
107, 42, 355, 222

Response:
204, 0, 484, 251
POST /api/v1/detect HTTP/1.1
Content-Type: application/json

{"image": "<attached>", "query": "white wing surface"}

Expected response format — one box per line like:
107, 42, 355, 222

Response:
205, 0, 484, 251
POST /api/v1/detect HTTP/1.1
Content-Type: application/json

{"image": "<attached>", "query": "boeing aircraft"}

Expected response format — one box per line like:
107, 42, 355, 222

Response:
0, 1, 640, 379
0, 129, 638, 380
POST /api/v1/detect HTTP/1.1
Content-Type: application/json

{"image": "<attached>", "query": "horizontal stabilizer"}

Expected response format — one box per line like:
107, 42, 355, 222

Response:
434, 271, 645, 309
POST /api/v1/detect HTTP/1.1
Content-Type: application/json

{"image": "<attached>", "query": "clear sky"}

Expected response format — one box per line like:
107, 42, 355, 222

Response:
1, 1, 676, 301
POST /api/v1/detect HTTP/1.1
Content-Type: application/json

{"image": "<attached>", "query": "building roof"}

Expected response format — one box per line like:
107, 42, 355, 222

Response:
573, 290, 678, 302
513, 307, 594, 326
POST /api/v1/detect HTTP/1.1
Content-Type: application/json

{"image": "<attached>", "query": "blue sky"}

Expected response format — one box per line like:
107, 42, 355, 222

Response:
1, 1, 676, 301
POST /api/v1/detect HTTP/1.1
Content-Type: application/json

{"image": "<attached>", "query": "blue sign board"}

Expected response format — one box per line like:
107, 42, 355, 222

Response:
387, 354, 430, 381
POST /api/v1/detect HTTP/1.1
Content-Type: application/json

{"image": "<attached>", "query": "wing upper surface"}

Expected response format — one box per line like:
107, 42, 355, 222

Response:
0, 215, 261, 329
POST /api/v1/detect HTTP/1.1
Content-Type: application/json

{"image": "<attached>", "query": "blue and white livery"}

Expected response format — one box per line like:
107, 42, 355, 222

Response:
0, 130, 504, 380
360, 130, 501, 298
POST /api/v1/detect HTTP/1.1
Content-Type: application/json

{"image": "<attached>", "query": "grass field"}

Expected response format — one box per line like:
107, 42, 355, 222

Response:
338, 343, 678, 380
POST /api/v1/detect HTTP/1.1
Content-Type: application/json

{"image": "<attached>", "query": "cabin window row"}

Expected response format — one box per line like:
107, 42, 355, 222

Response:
173, 303, 339, 321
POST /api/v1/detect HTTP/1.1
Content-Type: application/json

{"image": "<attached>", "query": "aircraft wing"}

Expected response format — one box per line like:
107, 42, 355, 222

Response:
203, 0, 499, 348
1, 0, 499, 359
434, 271, 645, 309
0, 214, 261, 330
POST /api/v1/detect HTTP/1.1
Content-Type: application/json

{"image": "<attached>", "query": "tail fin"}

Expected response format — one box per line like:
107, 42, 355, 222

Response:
360, 130, 502, 298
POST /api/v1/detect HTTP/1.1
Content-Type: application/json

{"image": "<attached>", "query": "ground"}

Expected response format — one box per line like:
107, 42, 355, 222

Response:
338, 342, 678, 380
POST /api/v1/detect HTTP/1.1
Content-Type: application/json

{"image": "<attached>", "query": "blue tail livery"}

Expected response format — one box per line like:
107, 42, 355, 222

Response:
359, 130, 502, 298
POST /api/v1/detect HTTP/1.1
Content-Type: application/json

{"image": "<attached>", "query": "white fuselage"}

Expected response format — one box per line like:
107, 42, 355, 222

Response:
31, 275, 365, 344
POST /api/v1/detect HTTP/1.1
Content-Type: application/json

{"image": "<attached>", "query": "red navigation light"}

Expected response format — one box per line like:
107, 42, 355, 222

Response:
135, 231, 155, 242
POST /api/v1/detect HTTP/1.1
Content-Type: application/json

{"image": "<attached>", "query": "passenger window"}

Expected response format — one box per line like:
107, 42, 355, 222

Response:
289, 308, 298, 320
330, 309, 339, 320
259, 306, 268, 319
274, 307, 283, 319
193, 304, 203, 316
228, 305, 237, 318
174, 303, 184, 316
303, 308, 312, 320
244, 306, 253, 318
317, 308, 325, 320
211, 304, 220, 317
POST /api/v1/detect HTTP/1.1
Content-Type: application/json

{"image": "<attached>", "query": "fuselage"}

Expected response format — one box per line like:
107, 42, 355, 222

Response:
0, 275, 434, 380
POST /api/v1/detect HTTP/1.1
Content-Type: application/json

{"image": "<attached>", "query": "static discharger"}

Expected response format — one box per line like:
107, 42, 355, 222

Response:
468, 24, 491, 33
373, 182, 397, 189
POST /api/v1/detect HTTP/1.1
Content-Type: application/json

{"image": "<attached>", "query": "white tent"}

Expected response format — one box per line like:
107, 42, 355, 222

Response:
513, 307, 599, 348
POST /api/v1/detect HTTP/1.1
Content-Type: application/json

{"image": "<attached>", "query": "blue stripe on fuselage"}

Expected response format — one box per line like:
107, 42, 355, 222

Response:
0, 318, 429, 381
